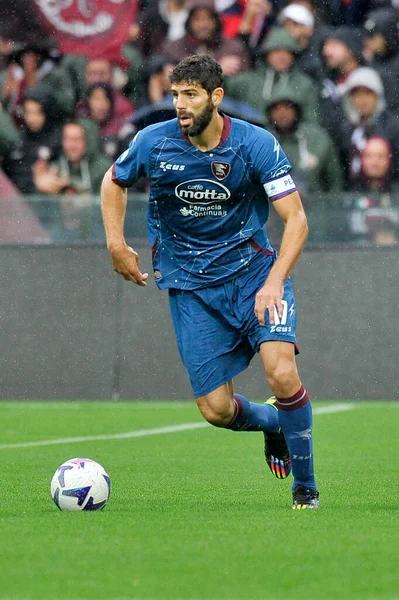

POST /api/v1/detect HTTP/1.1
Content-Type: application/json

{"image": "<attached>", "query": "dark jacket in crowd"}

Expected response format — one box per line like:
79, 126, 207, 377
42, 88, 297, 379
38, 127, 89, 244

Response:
3, 88, 62, 194
363, 8, 399, 112
265, 87, 343, 197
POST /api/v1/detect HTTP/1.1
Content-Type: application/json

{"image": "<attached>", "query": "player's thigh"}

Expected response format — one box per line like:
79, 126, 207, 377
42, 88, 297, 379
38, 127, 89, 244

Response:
196, 380, 235, 425
259, 341, 300, 395
169, 288, 251, 398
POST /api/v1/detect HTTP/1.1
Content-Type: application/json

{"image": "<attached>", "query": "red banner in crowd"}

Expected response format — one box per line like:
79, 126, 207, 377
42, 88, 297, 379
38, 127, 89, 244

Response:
32, 0, 137, 64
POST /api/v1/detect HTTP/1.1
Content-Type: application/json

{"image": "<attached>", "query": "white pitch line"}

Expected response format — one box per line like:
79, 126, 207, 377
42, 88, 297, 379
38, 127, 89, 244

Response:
312, 403, 356, 415
0, 422, 208, 450
0, 403, 356, 450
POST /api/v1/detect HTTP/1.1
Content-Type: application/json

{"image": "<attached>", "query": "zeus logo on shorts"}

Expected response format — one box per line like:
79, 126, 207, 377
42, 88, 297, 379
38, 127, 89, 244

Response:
175, 179, 231, 205
270, 300, 294, 333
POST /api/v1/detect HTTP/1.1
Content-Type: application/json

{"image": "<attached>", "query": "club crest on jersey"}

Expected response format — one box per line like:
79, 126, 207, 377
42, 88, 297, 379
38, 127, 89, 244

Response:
211, 162, 230, 181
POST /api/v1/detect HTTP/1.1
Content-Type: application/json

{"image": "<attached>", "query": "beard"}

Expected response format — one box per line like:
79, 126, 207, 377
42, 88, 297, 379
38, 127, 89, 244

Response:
178, 98, 215, 137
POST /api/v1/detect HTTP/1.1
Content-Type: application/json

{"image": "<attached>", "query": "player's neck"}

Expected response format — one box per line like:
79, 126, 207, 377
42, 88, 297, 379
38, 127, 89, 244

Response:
189, 112, 224, 152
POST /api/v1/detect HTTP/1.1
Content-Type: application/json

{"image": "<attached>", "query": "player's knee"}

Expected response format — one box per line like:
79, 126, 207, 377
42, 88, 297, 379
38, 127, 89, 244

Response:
267, 362, 297, 394
196, 400, 232, 427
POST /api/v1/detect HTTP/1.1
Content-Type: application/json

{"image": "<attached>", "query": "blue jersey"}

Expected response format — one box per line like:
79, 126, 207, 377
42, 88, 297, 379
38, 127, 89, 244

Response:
112, 114, 296, 290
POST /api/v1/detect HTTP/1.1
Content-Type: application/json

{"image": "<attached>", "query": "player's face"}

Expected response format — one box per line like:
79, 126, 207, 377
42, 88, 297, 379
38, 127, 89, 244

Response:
171, 82, 217, 137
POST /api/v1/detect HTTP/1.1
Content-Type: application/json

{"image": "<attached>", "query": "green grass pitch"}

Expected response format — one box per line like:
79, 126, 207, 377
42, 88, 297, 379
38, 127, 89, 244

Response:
1, 400, 399, 600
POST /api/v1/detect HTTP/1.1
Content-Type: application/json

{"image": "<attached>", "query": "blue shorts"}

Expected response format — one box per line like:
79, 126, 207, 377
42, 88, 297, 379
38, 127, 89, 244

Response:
168, 256, 297, 398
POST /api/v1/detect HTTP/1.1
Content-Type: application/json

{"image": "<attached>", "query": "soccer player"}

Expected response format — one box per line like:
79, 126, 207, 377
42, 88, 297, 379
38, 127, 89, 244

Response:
101, 54, 319, 510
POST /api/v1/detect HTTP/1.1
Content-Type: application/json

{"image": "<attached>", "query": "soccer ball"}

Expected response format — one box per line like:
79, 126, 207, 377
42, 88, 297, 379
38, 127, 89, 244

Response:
50, 458, 111, 512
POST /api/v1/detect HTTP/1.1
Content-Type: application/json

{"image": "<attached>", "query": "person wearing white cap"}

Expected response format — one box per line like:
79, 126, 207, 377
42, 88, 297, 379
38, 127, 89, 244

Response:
277, 2, 326, 81
278, 3, 315, 29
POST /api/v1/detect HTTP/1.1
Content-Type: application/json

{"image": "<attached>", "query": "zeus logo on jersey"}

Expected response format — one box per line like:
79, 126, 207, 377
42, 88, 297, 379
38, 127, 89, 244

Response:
175, 179, 231, 204
159, 161, 185, 172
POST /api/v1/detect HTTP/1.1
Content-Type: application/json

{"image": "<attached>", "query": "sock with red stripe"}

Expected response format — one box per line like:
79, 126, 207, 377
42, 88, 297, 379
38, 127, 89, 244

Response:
225, 393, 279, 432
276, 385, 317, 490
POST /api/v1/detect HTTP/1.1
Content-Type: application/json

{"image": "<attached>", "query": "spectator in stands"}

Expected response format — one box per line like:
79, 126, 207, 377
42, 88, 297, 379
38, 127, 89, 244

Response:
75, 58, 138, 117
333, 67, 399, 187
160, 4, 250, 75
265, 87, 343, 200
319, 26, 365, 137
134, 0, 190, 57
75, 83, 135, 160
276, 2, 327, 80
33, 120, 112, 197
226, 27, 320, 123
1, 41, 75, 127
3, 88, 62, 194
31, 119, 112, 238
349, 136, 395, 193
362, 8, 399, 112
347, 137, 399, 246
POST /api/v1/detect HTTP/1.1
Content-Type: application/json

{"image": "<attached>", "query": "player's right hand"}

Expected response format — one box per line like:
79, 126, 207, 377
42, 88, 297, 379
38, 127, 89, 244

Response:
110, 245, 149, 286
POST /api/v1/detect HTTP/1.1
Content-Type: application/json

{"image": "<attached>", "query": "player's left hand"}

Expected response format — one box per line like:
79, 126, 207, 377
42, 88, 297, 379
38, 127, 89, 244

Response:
255, 277, 284, 326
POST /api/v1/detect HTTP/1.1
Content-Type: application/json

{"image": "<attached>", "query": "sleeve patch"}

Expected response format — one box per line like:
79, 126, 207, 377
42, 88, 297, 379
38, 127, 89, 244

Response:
263, 175, 296, 199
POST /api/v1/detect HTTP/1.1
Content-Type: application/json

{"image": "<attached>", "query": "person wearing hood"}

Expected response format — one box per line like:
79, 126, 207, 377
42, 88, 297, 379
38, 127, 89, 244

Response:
265, 87, 343, 199
363, 8, 399, 112
331, 66, 399, 187
225, 27, 320, 123
2, 88, 62, 194
160, 4, 250, 75
319, 26, 366, 138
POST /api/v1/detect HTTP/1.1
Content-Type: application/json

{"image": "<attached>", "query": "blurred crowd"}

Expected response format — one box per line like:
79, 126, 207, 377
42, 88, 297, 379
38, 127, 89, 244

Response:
1, 0, 399, 245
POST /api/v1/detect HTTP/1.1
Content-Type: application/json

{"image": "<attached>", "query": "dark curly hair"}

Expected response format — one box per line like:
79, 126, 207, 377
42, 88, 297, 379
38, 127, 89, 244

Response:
169, 54, 224, 95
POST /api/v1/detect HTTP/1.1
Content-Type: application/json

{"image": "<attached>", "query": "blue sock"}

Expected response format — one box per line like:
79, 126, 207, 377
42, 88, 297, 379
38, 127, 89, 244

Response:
225, 393, 280, 432
276, 385, 317, 491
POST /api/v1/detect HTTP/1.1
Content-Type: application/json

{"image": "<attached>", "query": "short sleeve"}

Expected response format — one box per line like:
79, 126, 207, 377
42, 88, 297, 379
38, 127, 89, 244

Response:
112, 129, 149, 188
250, 127, 297, 201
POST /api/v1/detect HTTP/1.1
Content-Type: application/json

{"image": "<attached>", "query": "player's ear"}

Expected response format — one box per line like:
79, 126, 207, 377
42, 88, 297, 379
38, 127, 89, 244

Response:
212, 87, 224, 107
